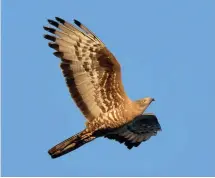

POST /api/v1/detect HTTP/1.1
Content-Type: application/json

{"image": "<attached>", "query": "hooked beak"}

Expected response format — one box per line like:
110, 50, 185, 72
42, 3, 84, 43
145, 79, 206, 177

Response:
152, 98, 155, 101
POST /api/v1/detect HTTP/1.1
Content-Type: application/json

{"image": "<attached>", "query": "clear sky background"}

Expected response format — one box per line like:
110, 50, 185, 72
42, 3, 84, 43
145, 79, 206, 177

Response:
2, 0, 215, 176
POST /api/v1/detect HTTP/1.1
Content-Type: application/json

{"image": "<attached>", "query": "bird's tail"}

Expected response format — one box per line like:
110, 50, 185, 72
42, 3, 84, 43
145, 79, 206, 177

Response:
48, 129, 95, 158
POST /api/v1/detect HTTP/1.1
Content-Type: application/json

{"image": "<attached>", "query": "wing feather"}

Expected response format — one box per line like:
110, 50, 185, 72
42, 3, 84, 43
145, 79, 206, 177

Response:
105, 113, 161, 149
44, 17, 128, 121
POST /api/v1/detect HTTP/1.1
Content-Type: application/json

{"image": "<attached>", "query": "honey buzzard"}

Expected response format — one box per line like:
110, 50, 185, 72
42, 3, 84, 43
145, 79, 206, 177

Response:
44, 17, 161, 158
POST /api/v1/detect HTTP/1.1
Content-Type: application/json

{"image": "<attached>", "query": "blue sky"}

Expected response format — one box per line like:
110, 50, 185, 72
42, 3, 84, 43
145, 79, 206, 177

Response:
2, 0, 215, 176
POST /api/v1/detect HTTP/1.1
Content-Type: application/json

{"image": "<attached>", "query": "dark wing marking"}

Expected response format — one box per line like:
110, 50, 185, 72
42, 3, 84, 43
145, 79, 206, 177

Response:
104, 113, 161, 149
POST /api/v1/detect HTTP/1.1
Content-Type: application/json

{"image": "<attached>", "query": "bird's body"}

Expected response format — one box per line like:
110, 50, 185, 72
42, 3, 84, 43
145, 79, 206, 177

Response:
86, 98, 141, 131
44, 17, 161, 158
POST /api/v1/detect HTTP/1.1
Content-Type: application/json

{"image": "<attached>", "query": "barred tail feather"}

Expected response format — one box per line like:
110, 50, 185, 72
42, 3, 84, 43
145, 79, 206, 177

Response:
48, 129, 95, 158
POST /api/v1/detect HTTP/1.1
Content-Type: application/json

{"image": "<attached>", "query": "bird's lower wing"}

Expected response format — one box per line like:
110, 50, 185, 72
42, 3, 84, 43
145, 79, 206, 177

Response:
104, 113, 161, 149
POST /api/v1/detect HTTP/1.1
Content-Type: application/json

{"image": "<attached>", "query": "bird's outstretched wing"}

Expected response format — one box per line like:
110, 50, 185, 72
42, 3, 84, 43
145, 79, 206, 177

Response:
105, 113, 161, 149
44, 17, 128, 121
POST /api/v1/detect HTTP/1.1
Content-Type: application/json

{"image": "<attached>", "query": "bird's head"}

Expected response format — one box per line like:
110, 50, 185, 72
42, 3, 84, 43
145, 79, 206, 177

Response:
135, 97, 155, 113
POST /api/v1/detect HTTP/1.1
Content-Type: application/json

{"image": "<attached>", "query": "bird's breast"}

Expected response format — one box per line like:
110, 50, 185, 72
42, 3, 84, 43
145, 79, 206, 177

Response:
86, 102, 142, 133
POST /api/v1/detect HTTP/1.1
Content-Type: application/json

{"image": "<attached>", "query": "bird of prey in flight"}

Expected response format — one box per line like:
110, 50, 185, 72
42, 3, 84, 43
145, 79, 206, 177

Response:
44, 17, 161, 158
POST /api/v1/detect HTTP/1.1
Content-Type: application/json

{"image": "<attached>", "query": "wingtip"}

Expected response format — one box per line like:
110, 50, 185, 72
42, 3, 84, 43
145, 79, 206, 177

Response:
48, 43, 59, 50
55, 17, 65, 24
74, 19, 81, 26
43, 26, 56, 33
43, 34, 56, 42
54, 52, 63, 58
47, 19, 59, 27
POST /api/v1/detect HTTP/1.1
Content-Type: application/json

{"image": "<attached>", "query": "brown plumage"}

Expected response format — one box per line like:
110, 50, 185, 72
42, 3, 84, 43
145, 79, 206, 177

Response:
44, 17, 161, 158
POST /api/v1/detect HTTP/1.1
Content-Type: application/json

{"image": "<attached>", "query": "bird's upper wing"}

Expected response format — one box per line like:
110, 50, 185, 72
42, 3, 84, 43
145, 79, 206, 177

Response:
44, 17, 128, 121
104, 113, 161, 149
